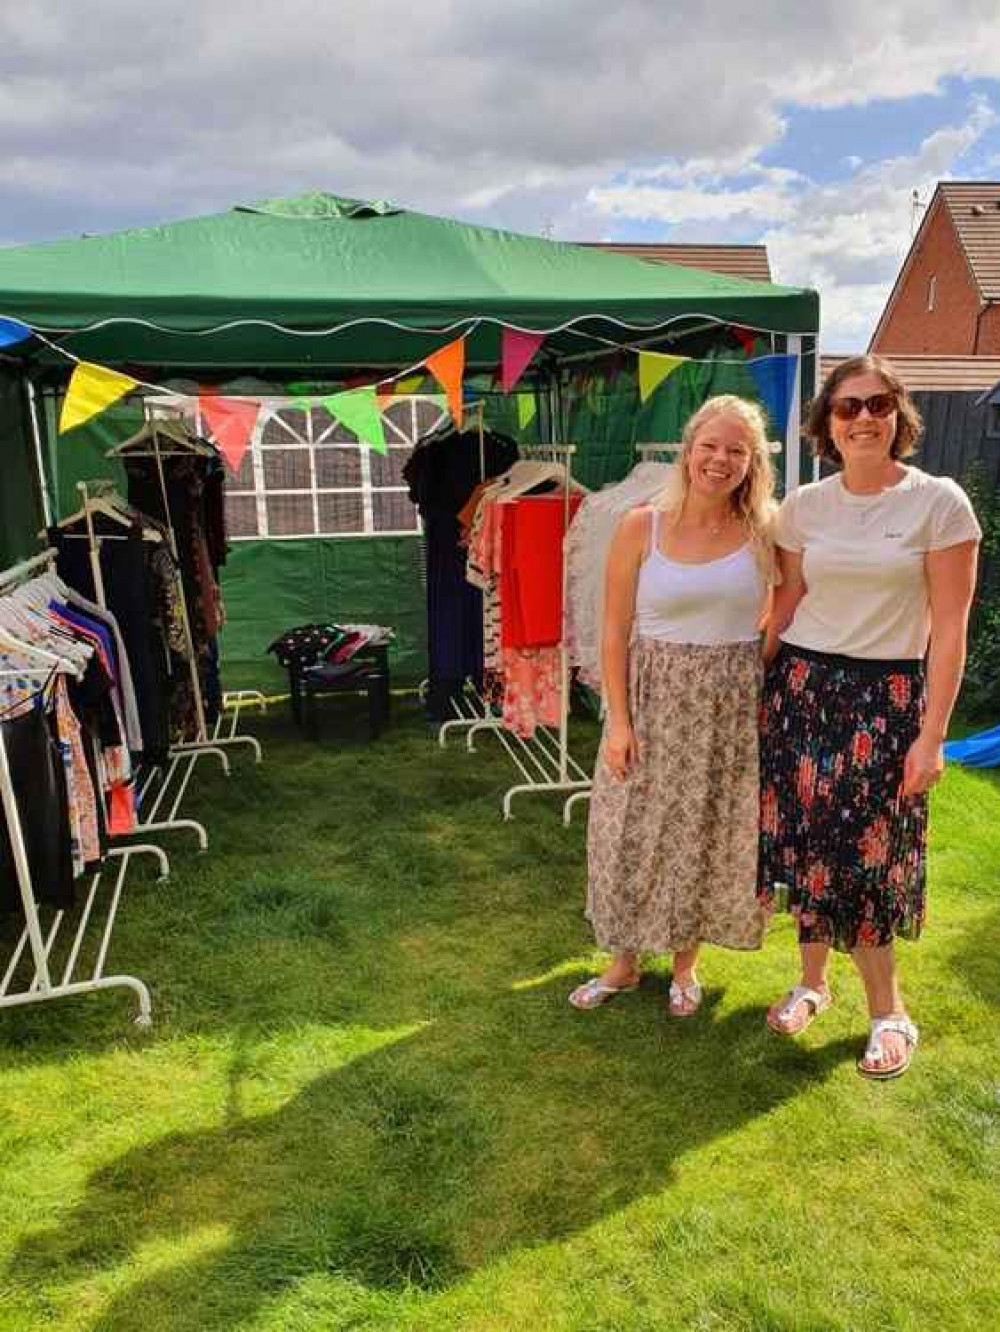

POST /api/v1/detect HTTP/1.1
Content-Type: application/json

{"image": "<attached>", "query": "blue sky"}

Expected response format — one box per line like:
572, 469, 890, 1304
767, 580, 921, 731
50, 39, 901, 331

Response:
3, 2, 1000, 350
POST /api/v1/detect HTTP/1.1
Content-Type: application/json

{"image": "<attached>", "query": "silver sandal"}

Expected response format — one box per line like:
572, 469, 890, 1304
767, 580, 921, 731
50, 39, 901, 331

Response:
568, 976, 640, 1010
857, 1016, 919, 1080
667, 977, 703, 1018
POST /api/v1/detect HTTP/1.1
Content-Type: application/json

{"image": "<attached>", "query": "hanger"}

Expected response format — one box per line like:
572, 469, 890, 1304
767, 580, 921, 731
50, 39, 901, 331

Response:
48, 486, 163, 545
108, 417, 216, 458
0, 625, 81, 677
0, 597, 89, 670
486, 459, 588, 502
54, 485, 133, 532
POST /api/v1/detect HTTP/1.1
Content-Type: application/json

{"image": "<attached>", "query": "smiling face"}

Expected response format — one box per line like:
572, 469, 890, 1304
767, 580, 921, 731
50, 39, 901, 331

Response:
686, 412, 753, 504
827, 371, 898, 468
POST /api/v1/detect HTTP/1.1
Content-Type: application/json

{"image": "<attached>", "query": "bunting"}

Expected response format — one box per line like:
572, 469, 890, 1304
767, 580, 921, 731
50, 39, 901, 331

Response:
746, 353, 798, 438
425, 335, 466, 428
516, 393, 538, 430
501, 328, 545, 394
0, 317, 32, 349
59, 362, 139, 434
638, 351, 688, 403
322, 387, 386, 454
730, 326, 757, 357
199, 394, 260, 472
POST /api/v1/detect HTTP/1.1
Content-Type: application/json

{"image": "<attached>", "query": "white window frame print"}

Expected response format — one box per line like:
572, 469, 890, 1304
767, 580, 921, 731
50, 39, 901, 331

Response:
195, 394, 447, 541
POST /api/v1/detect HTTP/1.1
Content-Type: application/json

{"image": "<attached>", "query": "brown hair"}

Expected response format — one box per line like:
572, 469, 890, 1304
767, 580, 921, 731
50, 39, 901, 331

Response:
806, 354, 923, 465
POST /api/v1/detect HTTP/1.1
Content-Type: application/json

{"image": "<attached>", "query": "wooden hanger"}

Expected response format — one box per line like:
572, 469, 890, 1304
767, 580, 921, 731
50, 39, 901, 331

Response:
108, 417, 215, 458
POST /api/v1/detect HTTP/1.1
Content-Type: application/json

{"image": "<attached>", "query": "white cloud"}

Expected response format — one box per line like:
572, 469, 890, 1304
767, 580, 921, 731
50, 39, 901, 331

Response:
1, 0, 998, 237
575, 95, 998, 349
1, 1, 1000, 350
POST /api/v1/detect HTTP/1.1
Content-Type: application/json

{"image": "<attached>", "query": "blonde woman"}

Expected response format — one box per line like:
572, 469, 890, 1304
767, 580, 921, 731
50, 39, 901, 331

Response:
571, 396, 776, 1016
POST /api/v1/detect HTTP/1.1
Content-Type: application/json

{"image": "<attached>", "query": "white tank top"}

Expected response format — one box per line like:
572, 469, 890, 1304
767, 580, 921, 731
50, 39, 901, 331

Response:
635, 510, 766, 645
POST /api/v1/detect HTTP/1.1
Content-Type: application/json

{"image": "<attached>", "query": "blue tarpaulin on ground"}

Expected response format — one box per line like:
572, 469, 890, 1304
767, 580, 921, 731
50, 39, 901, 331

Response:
944, 724, 1000, 767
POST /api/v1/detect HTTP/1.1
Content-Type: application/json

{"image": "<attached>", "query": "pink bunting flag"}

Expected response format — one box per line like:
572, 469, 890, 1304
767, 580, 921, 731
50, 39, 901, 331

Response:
199, 394, 260, 473
501, 328, 545, 394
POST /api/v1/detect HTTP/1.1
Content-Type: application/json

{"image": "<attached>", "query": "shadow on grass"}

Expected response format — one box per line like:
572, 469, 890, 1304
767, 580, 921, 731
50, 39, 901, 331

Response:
11, 984, 855, 1329
6, 700, 856, 1325
950, 904, 1000, 1009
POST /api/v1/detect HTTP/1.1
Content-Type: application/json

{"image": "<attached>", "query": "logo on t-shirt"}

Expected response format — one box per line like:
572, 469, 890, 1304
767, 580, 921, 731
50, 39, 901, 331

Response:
883, 530, 904, 539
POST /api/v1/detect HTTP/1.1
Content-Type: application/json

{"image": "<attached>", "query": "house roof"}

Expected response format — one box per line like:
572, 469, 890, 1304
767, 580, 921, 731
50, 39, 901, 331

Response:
869, 181, 1000, 349
580, 243, 771, 283
820, 353, 1000, 393
939, 182, 1000, 300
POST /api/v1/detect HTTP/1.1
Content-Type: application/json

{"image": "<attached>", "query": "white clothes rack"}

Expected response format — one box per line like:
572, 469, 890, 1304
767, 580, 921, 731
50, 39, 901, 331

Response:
438, 443, 592, 820
107, 405, 263, 768
0, 549, 161, 1026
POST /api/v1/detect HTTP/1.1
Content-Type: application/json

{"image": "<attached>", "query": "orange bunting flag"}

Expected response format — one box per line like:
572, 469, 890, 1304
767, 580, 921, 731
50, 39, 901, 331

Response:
425, 336, 466, 428
59, 362, 139, 434
199, 394, 260, 473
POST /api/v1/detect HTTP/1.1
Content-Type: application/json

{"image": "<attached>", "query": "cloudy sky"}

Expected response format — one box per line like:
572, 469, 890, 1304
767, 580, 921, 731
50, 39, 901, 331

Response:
3, 0, 1000, 349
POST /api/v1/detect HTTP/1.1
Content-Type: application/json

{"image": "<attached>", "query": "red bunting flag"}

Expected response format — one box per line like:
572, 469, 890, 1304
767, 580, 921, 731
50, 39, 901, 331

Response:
731, 326, 757, 357
425, 336, 466, 428
199, 394, 260, 473
500, 328, 545, 394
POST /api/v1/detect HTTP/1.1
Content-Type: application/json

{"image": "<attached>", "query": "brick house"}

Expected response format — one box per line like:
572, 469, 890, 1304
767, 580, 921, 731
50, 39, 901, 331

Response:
870, 182, 1000, 355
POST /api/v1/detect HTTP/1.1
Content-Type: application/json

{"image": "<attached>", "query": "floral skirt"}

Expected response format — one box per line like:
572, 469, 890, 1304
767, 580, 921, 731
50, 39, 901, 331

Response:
586, 638, 766, 954
757, 645, 927, 951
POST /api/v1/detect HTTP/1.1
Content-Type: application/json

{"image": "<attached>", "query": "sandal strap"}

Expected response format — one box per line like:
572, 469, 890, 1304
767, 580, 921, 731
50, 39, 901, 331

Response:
865, 1016, 919, 1060
775, 985, 829, 1019
669, 978, 702, 1003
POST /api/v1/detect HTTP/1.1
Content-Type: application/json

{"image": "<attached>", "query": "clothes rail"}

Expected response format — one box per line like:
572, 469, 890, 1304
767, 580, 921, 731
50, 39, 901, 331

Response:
0, 550, 159, 1026
109, 402, 264, 768
438, 443, 591, 820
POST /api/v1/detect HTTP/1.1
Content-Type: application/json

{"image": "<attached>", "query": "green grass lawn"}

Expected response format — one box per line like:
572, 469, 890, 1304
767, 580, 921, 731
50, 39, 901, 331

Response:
1, 698, 999, 1332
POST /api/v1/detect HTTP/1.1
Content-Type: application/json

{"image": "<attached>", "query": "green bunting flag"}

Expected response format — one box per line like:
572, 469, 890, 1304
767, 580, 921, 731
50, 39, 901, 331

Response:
321, 387, 387, 454
516, 393, 538, 429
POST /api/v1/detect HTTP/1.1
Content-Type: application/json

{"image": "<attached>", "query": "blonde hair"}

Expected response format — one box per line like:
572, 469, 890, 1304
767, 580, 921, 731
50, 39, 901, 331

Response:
651, 395, 778, 557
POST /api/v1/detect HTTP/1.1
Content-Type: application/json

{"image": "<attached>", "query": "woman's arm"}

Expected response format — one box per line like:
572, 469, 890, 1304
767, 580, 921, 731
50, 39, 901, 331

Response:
600, 508, 647, 778
903, 540, 979, 796
762, 548, 806, 665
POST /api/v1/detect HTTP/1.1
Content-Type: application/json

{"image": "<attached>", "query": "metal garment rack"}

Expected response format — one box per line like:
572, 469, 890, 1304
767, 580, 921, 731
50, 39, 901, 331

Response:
438, 443, 592, 820
0, 549, 162, 1026
108, 407, 263, 769
129, 689, 270, 854
559, 442, 681, 828
64, 480, 229, 855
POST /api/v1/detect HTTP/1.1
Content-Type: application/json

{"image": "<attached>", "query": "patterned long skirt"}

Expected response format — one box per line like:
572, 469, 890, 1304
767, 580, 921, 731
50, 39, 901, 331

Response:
757, 645, 927, 951
586, 638, 766, 954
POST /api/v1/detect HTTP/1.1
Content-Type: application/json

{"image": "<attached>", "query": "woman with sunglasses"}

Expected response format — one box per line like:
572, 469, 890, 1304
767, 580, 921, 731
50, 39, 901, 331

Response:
759, 354, 981, 1079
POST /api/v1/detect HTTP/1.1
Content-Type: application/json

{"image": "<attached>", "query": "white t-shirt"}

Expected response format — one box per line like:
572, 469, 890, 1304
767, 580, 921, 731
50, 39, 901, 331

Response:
775, 466, 982, 659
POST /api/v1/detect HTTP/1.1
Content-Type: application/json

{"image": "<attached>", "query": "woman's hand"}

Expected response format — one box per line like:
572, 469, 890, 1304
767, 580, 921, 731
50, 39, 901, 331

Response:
902, 733, 944, 797
603, 721, 639, 781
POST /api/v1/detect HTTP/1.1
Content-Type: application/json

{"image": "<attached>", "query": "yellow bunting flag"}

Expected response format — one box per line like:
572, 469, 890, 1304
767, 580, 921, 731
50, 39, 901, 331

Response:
425, 335, 466, 429
638, 352, 688, 404
516, 393, 538, 430
59, 362, 139, 434
395, 373, 425, 395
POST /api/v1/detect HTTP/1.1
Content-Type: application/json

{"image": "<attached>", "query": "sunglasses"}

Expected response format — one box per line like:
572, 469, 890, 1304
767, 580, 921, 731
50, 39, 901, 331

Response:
829, 392, 897, 421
